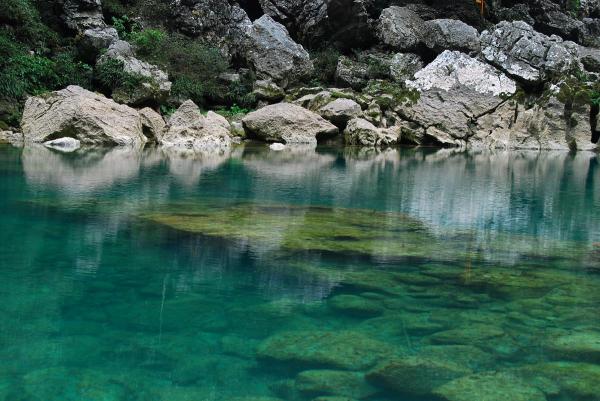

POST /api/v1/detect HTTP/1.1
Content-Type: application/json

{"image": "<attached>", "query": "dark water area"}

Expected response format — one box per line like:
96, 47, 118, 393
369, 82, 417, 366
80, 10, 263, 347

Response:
1, 143, 599, 401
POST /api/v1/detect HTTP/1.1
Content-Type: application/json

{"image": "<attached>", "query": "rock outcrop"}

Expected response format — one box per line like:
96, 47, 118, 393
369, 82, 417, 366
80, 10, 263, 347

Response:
242, 103, 338, 145
21, 86, 147, 146
99, 41, 172, 105
423, 19, 480, 54
344, 118, 398, 147
160, 100, 232, 154
480, 21, 580, 85
245, 15, 314, 87
377, 6, 426, 51
403, 51, 517, 146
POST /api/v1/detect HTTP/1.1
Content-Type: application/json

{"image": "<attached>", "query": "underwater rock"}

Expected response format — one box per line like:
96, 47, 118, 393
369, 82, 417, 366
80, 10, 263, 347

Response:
366, 356, 471, 396
433, 371, 547, 401
328, 294, 384, 317
418, 345, 495, 371
516, 361, 600, 399
256, 330, 396, 370
295, 369, 377, 398
545, 331, 600, 362
428, 324, 505, 345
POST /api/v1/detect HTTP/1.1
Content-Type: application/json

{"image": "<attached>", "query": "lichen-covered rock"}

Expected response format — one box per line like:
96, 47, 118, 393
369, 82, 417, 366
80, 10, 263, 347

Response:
21, 86, 146, 146
242, 103, 338, 145
318, 98, 362, 127
433, 371, 547, 401
366, 357, 471, 396
389, 53, 423, 82
245, 15, 314, 87
100, 41, 171, 105
335, 56, 370, 90
480, 21, 580, 85
344, 118, 398, 147
423, 19, 480, 54
256, 330, 395, 370
404, 50, 516, 145
295, 370, 377, 398
253, 79, 285, 102
377, 6, 426, 51
160, 100, 232, 154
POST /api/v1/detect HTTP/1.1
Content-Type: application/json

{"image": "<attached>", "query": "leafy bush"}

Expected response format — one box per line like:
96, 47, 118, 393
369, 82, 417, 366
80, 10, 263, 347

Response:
94, 58, 145, 94
310, 47, 341, 85
129, 29, 166, 57
0, 0, 58, 49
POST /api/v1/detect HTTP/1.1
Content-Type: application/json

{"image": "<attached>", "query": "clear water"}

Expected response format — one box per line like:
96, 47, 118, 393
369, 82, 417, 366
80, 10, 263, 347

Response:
1, 143, 600, 401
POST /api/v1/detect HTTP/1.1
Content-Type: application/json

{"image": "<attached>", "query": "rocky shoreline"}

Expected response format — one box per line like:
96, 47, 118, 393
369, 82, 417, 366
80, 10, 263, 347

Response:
1, 0, 600, 152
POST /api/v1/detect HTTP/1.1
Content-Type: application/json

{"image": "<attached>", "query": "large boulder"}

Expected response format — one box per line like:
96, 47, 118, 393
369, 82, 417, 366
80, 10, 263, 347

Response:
376, 6, 426, 51
245, 15, 314, 88
242, 103, 338, 145
21, 86, 146, 146
318, 98, 362, 127
160, 100, 232, 154
344, 118, 398, 147
423, 19, 480, 54
480, 21, 580, 85
99, 41, 172, 106
403, 51, 516, 146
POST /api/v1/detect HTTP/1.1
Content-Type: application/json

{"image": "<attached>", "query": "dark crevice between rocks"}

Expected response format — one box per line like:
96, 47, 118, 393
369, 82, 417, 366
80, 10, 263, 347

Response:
236, 0, 264, 21
591, 103, 599, 144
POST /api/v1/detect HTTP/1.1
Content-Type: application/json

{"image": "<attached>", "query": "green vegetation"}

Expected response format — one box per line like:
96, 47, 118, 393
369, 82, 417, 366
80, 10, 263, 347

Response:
215, 104, 252, 118
309, 47, 341, 85
94, 58, 146, 96
364, 80, 420, 110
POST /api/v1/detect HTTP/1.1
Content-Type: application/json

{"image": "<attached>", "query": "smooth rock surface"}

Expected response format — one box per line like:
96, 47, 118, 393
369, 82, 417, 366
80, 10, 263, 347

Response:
424, 19, 480, 54
242, 103, 338, 145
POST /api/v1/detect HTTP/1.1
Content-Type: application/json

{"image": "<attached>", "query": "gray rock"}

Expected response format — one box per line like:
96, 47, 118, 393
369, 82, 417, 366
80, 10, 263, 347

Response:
242, 103, 338, 145
480, 21, 580, 85
344, 118, 398, 147
62, 0, 105, 31
258, 0, 329, 45
79, 27, 119, 58
138, 107, 165, 142
245, 15, 314, 87
0, 130, 23, 145
169, 0, 252, 60
99, 40, 172, 106
404, 50, 516, 146
21, 86, 146, 146
335, 56, 369, 89
160, 100, 232, 154
318, 98, 362, 127
423, 19, 480, 54
43, 137, 81, 152
579, 46, 600, 72
377, 6, 426, 51
389, 53, 423, 82
253, 79, 285, 102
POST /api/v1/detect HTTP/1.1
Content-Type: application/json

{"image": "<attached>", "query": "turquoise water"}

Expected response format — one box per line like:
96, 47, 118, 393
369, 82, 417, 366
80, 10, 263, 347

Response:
1, 143, 600, 401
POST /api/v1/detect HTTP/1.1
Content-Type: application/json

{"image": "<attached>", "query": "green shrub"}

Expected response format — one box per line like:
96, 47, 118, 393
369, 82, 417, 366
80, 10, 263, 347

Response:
309, 47, 341, 85
0, 0, 58, 48
94, 58, 146, 94
129, 29, 166, 57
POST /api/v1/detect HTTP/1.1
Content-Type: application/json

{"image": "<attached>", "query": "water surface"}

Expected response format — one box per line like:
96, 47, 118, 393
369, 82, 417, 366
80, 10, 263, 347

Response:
1, 144, 599, 401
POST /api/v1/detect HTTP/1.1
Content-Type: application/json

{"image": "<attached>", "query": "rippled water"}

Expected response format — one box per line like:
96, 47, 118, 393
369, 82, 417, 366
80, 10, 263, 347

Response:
1, 143, 600, 401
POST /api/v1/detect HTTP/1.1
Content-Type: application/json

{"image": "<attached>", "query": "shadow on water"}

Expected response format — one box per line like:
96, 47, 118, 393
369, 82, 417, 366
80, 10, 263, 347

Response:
1, 142, 600, 400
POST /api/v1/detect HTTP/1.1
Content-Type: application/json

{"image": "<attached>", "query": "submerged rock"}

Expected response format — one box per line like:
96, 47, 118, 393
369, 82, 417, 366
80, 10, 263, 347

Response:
21, 86, 146, 146
545, 331, 600, 362
366, 357, 471, 396
295, 370, 377, 398
516, 361, 600, 399
256, 330, 395, 370
242, 103, 338, 145
433, 371, 547, 401
328, 294, 383, 316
